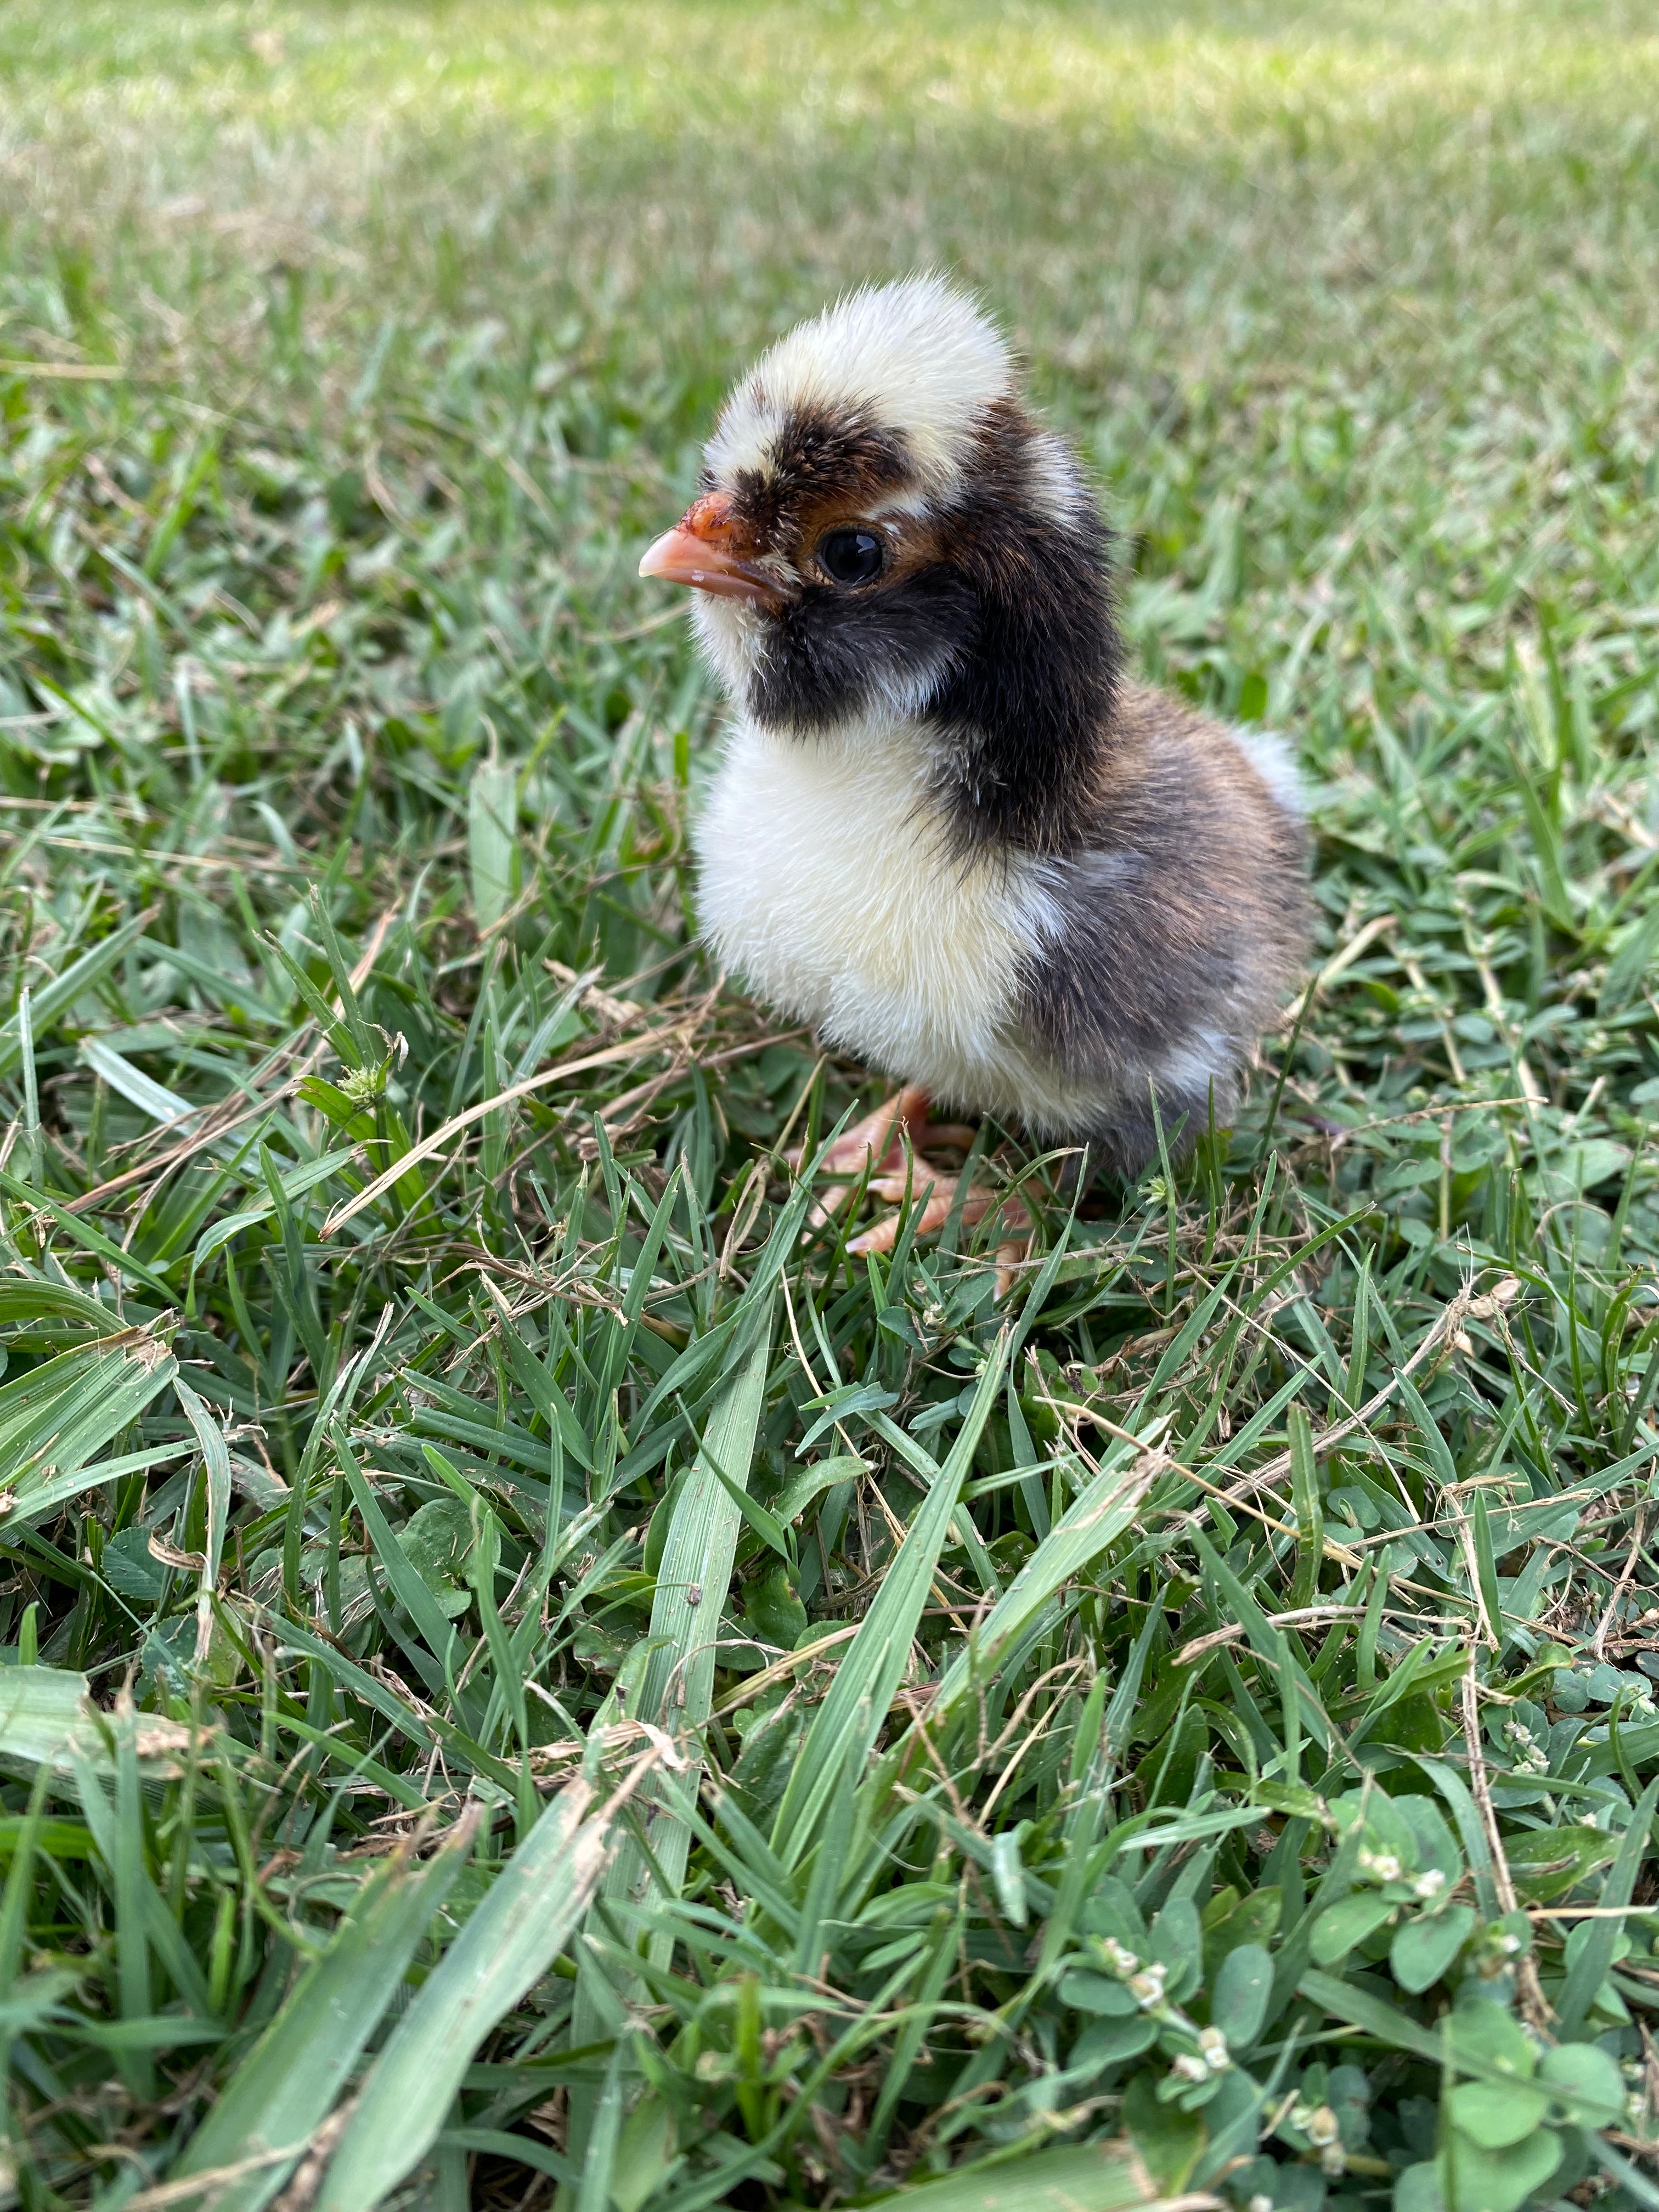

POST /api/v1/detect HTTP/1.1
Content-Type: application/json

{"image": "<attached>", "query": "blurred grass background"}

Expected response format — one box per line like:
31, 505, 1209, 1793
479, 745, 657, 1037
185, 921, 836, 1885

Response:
5, 4, 1659, 2207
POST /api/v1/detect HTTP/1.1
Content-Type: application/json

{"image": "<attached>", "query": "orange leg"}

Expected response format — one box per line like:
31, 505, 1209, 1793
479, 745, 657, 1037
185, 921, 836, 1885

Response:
787, 1085, 932, 1181
847, 1170, 1034, 1299
791, 1088, 1032, 1294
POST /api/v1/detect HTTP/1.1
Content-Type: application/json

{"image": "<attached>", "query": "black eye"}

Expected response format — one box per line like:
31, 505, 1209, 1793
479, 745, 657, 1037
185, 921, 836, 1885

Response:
815, 527, 885, 586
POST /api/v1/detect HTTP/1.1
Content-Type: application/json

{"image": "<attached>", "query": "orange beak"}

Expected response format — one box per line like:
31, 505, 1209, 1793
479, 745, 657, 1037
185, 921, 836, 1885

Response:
637, 492, 782, 609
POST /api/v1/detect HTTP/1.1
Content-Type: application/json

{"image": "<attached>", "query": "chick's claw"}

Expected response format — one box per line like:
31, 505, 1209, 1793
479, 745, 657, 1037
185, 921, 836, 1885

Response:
912, 1120, 978, 1154
994, 1236, 1032, 1301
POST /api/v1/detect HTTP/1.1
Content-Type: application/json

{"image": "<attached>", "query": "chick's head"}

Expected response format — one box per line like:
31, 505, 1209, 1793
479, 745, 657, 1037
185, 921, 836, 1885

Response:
640, 274, 1111, 741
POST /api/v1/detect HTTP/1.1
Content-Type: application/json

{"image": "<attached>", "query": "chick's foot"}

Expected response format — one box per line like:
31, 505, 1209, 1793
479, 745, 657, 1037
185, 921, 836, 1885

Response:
848, 1171, 1032, 1299
787, 1085, 932, 1183
787, 1087, 964, 1228
793, 1088, 1026, 1290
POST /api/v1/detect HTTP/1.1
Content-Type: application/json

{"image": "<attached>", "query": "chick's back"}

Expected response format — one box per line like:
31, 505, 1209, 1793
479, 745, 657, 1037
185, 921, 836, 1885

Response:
1013, 681, 1312, 1167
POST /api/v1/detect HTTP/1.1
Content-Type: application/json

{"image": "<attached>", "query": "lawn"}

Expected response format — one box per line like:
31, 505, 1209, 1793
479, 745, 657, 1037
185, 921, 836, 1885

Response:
3, 1, 1659, 2205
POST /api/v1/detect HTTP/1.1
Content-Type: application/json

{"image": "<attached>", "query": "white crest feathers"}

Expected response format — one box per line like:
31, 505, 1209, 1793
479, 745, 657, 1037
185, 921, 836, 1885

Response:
704, 274, 1012, 495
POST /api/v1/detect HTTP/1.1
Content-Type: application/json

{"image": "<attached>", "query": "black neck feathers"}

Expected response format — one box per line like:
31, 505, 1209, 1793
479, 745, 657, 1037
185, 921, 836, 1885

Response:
725, 396, 1120, 855
923, 403, 1120, 857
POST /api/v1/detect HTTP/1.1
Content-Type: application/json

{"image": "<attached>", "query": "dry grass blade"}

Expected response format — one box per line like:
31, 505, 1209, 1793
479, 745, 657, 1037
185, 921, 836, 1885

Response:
320, 1022, 696, 1236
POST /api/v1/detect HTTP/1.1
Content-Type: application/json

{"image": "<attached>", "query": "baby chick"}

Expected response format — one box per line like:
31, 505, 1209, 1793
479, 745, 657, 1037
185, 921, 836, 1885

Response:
640, 275, 1310, 1249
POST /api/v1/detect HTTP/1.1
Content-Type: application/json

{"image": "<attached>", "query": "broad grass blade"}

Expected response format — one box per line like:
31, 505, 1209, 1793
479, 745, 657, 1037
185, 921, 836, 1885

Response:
865, 2140, 1165, 2212
567, 1299, 775, 2150
0, 1331, 177, 1519
469, 755, 520, 930
0, 1668, 91, 1771
0, 1668, 192, 1777
628, 1296, 776, 1911
771, 1331, 1009, 1869
172, 1818, 476, 2211
579, 1291, 774, 1982
316, 1778, 614, 2212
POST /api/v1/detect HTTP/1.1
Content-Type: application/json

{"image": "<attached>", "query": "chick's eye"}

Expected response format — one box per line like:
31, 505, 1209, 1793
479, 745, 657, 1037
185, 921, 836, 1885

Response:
816, 527, 885, 586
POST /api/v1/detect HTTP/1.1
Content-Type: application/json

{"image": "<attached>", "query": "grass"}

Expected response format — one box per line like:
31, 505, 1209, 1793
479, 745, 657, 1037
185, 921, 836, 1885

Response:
3, 0, 1659, 2204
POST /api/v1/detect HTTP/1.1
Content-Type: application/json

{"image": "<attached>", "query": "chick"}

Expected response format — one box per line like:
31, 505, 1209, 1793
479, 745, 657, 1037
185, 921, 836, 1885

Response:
640, 275, 1310, 1253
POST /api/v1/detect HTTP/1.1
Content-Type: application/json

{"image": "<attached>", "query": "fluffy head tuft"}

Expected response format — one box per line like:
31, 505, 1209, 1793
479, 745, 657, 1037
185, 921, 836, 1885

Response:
706, 274, 1012, 497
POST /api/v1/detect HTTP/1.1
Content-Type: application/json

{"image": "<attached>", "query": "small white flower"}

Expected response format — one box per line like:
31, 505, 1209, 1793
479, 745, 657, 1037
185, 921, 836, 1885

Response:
1249, 2194, 1275, 2212
1497, 1932, 1522, 1956
1101, 1937, 1139, 1976
1504, 1723, 1549, 1773
1358, 1848, 1402, 1883
1199, 2026, 1232, 2071
1129, 1963, 1168, 2008
1322, 2145, 1347, 2178
1413, 1869, 1447, 1901
1172, 2052, 1210, 2083
1305, 2105, 1341, 2148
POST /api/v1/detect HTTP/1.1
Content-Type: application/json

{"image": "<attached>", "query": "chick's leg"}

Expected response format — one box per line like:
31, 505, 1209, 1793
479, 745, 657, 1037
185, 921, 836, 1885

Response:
788, 1085, 931, 1181
792, 1088, 1025, 1290
847, 1171, 1032, 1298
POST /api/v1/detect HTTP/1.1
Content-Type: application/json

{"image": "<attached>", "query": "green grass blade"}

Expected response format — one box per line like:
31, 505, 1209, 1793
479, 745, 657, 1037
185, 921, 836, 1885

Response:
1286, 1403, 1323, 1610
862, 2142, 1164, 2212
573, 1291, 776, 2071
0, 907, 154, 1079
337, 1432, 461, 1670
173, 1819, 476, 2210
907, 1436, 1154, 1751
468, 755, 520, 933
316, 1777, 614, 2212
1555, 1775, 1659, 2036
175, 1378, 232, 1667
772, 1331, 1010, 1868
1, 1667, 93, 1771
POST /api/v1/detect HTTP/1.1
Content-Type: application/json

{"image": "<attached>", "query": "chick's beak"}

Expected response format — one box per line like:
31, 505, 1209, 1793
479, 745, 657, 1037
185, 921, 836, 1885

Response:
638, 492, 781, 608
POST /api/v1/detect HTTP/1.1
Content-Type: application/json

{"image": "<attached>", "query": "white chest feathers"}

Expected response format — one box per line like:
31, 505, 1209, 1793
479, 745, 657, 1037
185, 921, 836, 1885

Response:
693, 716, 1062, 1113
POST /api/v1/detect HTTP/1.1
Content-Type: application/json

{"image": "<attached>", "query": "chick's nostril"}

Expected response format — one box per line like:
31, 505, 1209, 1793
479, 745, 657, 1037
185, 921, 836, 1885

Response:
680, 490, 740, 544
